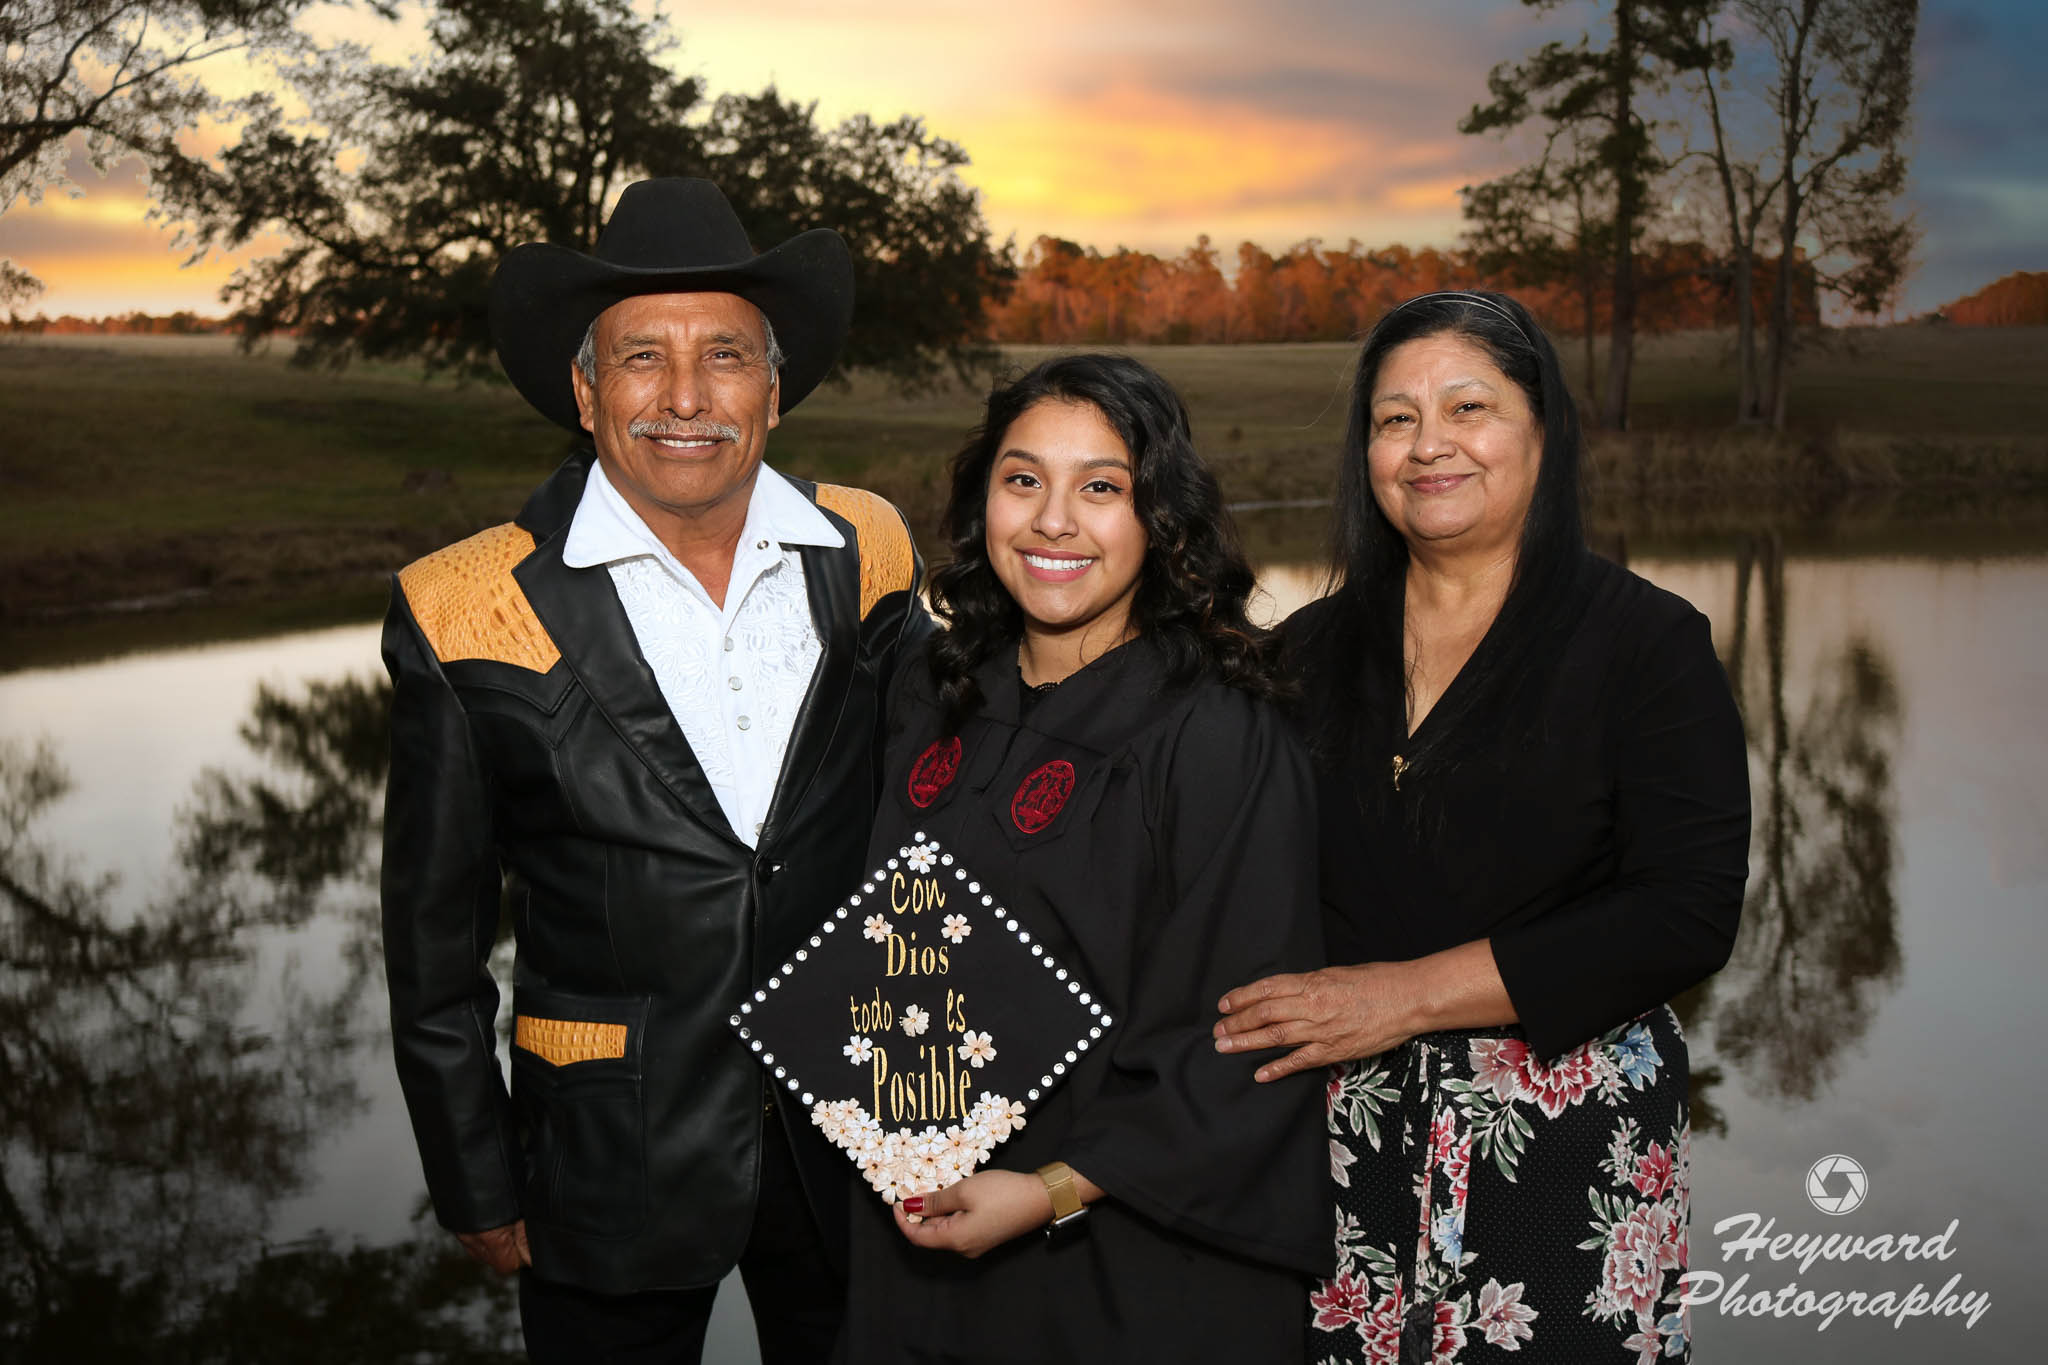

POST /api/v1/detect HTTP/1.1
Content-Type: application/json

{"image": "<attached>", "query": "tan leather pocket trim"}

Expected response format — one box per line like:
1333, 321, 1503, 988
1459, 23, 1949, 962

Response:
515, 1015, 628, 1066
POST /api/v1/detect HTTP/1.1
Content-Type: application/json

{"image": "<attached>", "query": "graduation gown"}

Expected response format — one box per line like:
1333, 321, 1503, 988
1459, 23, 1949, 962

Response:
840, 636, 1331, 1365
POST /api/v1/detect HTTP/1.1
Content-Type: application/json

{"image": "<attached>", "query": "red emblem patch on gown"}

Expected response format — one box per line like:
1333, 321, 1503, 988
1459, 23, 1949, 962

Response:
907, 737, 963, 808
1010, 760, 1076, 834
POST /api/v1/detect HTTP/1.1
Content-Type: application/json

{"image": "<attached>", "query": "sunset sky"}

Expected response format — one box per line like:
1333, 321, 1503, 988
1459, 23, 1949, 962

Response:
2, 0, 2039, 320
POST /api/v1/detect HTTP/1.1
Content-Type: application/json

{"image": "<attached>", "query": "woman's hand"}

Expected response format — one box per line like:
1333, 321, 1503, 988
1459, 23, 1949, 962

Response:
1212, 963, 1426, 1081
1216, 941, 1517, 1081
891, 1170, 1055, 1258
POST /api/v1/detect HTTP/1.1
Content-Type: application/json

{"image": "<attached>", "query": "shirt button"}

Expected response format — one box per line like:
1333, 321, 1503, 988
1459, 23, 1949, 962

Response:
756, 538, 770, 550
728, 676, 743, 691
723, 638, 734, 652
737, 716, 751, 731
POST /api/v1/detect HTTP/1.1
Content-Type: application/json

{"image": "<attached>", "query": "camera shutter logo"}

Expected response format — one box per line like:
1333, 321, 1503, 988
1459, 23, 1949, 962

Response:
1804, 1153, 1869, 1215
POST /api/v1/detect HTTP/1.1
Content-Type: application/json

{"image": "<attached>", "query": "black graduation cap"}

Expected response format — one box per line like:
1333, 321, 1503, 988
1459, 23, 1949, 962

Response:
733, 832, 1112, 1203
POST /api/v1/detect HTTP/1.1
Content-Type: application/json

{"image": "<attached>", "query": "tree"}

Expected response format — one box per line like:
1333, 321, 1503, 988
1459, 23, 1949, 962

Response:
1747, 0, 1917, 427
1671, 3, 1767, 418
1943, 271, 2048, 326
165, 0, 1010, 388
1461, 123, 1616, 412
0, 0, 307, 295
697, 89, 1012, 388
164, 0, 702, 376
1675, 0, 1915, 426
1462, 0, 1706, 428
1, 259, 42, 322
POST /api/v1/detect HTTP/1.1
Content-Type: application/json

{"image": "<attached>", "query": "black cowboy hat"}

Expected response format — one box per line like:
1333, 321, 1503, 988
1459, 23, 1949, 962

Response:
489, 178, 854, 433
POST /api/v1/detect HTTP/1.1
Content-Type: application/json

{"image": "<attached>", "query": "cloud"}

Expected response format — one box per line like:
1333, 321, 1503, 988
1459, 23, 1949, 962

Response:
1900, 0, 2048, 310
944, 76, 1508, 258
3, 0, 2036, 317
1907, 176, 2048, 310
671, 0, 1563, 257
1914, 1, 2048, 159
0, 145, 277, 315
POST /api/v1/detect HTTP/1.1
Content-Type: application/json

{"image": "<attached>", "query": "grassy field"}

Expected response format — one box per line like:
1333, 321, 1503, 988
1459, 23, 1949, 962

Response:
4, 325, 2046, 630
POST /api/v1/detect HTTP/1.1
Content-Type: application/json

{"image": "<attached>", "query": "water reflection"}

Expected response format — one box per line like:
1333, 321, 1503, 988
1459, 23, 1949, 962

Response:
180, 675, 391, 917
0, 671, 520, 1358
1708, 533, 1904, 1103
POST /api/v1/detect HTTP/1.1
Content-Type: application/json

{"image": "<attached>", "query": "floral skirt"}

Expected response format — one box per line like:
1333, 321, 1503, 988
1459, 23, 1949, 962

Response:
1310, 1008, 1691, 1365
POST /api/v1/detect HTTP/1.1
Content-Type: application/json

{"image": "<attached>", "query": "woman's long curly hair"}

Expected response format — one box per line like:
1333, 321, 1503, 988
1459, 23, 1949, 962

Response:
927, 352, 1274, 730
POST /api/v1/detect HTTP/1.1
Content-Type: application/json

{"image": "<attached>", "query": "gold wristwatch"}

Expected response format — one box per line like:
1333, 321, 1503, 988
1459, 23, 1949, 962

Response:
1036, 1160, 1088, 1240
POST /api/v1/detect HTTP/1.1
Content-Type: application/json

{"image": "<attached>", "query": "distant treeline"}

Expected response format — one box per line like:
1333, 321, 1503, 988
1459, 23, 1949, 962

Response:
1940, 272, 2048, 327
7, 311, 228, 335
12, 262, 2040, 345
988, 235, 1827, 346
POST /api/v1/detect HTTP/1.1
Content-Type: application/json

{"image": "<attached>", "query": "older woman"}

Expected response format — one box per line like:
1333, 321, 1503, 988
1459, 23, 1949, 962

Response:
843, 353, 1329, 1363
1214, 292, 1749, 1363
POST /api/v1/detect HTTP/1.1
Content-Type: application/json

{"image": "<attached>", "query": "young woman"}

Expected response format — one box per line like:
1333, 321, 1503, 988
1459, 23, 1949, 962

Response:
838, 354, 1329, 1363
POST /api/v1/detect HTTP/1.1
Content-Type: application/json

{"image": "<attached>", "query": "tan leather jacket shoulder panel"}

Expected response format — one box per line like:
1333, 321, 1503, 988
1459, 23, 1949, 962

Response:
815, 483, 915, 620
397, 523, 561, 673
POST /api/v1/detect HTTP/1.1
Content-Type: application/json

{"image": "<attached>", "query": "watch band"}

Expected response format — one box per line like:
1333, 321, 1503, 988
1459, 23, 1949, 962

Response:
1036, 1160, 1087, 1233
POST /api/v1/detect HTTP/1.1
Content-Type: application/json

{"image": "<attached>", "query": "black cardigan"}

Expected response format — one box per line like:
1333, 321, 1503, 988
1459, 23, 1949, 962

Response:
1282, 551, 1751, 1060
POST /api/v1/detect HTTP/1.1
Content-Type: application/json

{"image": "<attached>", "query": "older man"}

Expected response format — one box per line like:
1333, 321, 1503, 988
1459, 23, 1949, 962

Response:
380, 178, 929, 1362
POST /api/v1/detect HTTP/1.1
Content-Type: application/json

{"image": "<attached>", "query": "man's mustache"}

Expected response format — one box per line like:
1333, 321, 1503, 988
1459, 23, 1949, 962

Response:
627, 419, 742, 442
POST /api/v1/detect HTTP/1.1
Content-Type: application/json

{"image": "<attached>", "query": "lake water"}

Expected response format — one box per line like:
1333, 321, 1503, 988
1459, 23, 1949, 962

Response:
2, 526, 2042, 1361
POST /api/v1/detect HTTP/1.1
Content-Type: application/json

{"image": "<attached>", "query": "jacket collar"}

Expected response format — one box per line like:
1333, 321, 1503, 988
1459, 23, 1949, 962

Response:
511, 452, 863, 851
562, 460, 843, 572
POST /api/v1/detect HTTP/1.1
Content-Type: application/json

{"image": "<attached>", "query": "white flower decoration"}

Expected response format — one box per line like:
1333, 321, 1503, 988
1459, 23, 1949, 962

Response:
844, 1034, 874, 1065
808, 1096, 1018, 1199
957, 1029, 997, 1068
906, 843, 937, 874
940, 913, 972, 944
972, 1093, 1028, 1140
863, 913, 892, 943
810, 1098, 872, 1151
901, 1003, 931, 1037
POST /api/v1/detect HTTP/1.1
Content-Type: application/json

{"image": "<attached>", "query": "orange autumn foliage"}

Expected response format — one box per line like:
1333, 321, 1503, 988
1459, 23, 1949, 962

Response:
989, 235, 1819, 344
7, 311, 227, 334
1941, 272, 2048, 326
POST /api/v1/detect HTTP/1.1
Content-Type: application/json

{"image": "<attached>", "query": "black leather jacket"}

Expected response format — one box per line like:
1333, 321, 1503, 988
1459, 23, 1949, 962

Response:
379, 451, 930, 1293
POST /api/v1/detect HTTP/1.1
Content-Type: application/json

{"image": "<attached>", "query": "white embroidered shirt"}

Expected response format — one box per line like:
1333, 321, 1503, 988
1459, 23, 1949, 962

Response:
563, 460, 844, 847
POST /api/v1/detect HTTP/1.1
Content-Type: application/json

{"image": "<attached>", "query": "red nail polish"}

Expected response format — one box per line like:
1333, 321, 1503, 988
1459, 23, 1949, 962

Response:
902, 1196, 925, 1215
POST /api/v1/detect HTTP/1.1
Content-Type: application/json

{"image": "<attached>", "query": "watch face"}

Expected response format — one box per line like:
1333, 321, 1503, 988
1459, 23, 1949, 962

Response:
734, 832, 1111, 1205
1045, 1204, 1090, 1243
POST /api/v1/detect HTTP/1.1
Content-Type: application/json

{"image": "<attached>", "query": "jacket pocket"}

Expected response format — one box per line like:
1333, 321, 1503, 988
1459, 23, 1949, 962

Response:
510, 986, 651, 1240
